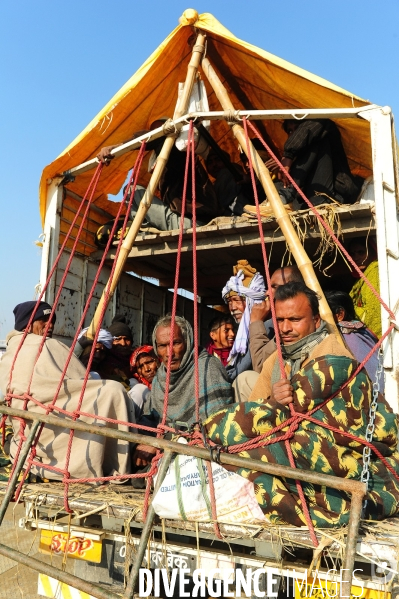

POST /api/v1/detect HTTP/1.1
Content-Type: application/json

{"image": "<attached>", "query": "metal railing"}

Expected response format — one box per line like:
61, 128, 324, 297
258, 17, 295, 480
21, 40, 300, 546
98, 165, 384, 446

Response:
0, 405, 366, 599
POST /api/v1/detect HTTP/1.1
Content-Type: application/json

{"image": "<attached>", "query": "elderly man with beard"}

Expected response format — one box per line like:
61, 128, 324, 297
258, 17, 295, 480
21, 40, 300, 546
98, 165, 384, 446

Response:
223, 260, 304, 401
132, 315, 233, 468
0, 301, 133, 481
222, 260, 268, 384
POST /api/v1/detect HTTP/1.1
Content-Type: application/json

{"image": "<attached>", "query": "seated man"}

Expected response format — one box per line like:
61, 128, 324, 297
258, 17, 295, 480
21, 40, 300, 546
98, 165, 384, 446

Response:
348, 236, 381, 338
222, 260, 268, 384
99, 119, 220, 231
204, 282, 399, 526
0, 301, 133, 481
244, 119, 362, 216
223, 260, 303, 398
133, 315, 233, 467
206, 314, 236, 367
95, 316, 134, 389
325, 289, 382, 388
205, 149, 250, 216
76, 327, 113, 377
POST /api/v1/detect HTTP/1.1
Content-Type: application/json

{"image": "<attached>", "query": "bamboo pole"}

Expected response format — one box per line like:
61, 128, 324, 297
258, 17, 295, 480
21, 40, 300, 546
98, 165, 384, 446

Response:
87, 33, 207, 338
201, 56, 343, 342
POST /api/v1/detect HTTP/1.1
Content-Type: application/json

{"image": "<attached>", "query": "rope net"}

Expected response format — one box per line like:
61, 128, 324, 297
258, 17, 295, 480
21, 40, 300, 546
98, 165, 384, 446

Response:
1, 121, 397, 538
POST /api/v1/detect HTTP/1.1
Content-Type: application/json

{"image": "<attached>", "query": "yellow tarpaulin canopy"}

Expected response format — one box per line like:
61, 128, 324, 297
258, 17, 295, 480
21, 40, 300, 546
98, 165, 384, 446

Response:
39, 9, 373, 227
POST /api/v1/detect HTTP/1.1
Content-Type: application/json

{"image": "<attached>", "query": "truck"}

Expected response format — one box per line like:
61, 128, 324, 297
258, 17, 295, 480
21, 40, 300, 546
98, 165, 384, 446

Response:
1, 8, 398, 599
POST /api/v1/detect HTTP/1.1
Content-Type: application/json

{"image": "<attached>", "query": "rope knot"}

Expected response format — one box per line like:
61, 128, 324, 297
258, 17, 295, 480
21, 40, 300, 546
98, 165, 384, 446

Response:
223, 110, 241, 124
162, 118, 178, 137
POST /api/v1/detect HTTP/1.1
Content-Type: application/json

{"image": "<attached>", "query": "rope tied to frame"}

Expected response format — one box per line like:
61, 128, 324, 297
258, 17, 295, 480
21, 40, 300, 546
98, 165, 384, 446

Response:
2, 110, 397, 541
223, 109, 241, 123
162, 118, 179, 137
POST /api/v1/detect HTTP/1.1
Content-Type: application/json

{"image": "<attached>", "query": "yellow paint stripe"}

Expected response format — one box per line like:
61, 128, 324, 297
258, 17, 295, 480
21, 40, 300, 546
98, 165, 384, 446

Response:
38, 573, 55, 598
60, 581, 74, 599
39, 573, 97, 599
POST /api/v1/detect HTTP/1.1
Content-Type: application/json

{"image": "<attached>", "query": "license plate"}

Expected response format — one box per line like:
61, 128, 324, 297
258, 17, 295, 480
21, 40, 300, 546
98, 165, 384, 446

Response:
39, 529, 102, 563
295, 577, 389, 599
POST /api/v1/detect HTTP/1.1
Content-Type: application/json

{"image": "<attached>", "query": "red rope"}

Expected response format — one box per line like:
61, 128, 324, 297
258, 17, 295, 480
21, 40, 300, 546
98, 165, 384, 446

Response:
242, 118, 285, 377
159, 131, 191, 428
190, 122, 201, 423
243, 117, 318, 546
143, 132, 193, 512
7, 163, 104, 397
5, 120, 397, 534
61, 146, 147, 509
245, 118, 394, 320
10, 147, 149, 505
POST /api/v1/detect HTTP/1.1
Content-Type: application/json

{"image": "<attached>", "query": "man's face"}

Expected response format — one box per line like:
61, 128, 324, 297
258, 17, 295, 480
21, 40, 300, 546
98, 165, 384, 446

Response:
226, 295, 246, 323
137, 354, 159, 384
31, 316, 54, 338
113, 336, 132, 347
275, 293, 321, 345
206, 153, 225, 178
285, 122, 299, 136
349, 243, 373, 271
210, 323, 235, 349
156, 325, 186, 371
269, 268, 296, 298
94, 342, 106, 361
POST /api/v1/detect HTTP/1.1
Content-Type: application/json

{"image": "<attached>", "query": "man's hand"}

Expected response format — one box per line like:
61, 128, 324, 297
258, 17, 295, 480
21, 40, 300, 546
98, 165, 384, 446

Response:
264, 158, 279, 174
278, 157, 293, 188
132, 444, 157, 468
97, 145, 119, 165
250, 298, 271, 323
271, 378, 294, 406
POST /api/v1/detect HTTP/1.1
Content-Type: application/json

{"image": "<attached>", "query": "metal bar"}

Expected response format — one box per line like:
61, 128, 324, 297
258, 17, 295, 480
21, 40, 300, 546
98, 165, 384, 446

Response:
64, 105, 380, 178
0, 420, 40, 525
340, 490, 364, 598
0, 405, 366, 597
0, 406, 366, 495
0, 541, 120, 599
123, 450, 174, 599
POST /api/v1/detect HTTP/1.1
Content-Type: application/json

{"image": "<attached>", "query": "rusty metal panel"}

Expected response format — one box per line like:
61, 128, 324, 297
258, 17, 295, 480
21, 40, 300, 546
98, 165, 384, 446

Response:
52, 252, 87, 339
116, 274, 143, 346
51, 251, 219, 346
142, 285, 165, 344
55, 288, 83, 338
83, 262, 114, 328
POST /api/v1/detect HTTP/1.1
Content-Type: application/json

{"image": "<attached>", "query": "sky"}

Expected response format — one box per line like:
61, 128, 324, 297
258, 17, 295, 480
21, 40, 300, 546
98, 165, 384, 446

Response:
0, 0, 398, 337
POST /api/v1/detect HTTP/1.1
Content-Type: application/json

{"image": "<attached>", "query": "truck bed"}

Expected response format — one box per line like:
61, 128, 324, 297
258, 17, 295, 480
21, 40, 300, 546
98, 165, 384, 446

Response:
2, 479, 398, 570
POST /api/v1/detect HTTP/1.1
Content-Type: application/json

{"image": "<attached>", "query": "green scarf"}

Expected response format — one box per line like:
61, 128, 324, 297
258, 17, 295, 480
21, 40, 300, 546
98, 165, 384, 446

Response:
271, 321, 329, 384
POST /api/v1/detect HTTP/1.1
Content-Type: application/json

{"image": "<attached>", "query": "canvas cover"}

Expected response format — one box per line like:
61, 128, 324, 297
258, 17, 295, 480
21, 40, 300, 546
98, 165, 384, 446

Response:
39, 10, 374, 226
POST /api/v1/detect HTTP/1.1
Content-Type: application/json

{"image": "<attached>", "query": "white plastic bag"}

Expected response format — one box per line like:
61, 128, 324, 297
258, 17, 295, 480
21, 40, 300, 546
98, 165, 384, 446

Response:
152, 444, 266, 524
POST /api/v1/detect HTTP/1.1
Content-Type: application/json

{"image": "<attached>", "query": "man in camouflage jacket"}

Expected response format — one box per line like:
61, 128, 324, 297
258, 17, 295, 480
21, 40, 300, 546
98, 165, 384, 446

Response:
204, 282, 399, 527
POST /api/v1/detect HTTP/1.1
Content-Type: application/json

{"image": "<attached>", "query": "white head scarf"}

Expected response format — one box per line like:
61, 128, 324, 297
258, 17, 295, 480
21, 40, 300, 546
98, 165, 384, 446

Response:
222, 269, 266, 362
78, 327, 113, 350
